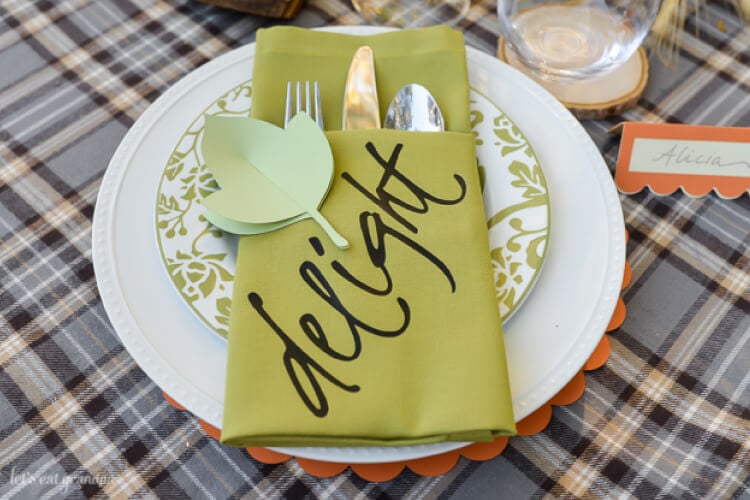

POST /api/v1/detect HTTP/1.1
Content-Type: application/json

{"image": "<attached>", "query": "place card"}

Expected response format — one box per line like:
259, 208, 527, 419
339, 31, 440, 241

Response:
612, 122, 750, 199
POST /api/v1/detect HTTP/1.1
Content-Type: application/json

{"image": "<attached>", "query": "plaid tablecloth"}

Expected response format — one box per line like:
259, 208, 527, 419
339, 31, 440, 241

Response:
0, 0, 748, 498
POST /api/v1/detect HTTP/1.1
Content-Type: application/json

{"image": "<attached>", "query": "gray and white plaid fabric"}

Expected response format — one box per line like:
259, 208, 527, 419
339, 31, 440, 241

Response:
0, 0, 748, 497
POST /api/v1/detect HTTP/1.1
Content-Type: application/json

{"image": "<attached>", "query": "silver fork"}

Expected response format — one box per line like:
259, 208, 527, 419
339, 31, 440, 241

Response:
284, 80, 324, 129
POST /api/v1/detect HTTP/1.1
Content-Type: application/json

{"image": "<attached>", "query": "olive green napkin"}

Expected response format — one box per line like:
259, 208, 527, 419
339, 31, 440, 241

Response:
220, 26, 516, 447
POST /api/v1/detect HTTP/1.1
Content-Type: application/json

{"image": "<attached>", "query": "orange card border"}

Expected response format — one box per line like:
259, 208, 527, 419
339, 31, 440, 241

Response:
615, 122, 750, 199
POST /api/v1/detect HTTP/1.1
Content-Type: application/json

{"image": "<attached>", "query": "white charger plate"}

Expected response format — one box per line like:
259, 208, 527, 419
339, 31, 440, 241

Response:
92, 26, 625, 464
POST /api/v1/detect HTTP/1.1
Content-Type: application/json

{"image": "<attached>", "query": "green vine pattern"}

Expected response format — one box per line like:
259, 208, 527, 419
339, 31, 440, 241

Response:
156, 86, 550, 336
155, 82, 253, 336
476, 104, 550, 316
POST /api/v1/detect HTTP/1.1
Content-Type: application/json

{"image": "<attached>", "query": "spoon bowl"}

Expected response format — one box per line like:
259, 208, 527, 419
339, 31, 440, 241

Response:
383, 83, 445, 131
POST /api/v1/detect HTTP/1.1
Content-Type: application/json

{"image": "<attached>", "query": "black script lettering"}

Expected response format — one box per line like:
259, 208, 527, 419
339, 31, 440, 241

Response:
299, 258, 410, 361
247, 292, 360, 418
360, 210, 456, 293
331, 259, 392, 295
341, 142, 467, 234
308, 235, 392, 296
309, 236, 325, 256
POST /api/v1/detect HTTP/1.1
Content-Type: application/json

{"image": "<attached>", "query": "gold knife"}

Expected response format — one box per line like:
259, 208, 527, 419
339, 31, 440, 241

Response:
342, 46, 381, 130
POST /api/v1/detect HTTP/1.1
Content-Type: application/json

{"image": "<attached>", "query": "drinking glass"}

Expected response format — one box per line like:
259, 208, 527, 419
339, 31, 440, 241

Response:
352, 0, 470, 27
498, 0, 661, 81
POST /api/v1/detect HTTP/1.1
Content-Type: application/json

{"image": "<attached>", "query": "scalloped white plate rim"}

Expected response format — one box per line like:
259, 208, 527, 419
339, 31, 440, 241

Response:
92, 26, 625, 464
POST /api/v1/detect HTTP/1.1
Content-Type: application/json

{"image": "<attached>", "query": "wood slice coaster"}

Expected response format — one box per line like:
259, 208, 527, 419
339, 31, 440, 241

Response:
195, 0, 305, 18
497, 39, 648, 120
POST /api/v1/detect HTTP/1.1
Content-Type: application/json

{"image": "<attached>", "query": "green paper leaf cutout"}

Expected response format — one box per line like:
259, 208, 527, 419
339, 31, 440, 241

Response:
203, 208, 308, 235
200, 114, 349, 249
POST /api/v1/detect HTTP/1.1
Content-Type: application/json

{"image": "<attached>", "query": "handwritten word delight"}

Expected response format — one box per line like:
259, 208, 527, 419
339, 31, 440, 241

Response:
247, 141, 467, 417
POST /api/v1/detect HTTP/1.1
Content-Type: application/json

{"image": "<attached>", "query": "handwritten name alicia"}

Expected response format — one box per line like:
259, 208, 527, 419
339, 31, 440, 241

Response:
651, 143, 750, 169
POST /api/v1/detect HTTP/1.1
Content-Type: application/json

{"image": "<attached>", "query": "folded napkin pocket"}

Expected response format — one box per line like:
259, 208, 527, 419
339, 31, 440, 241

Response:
216, 25, 516, 447
220, 128, 516, 447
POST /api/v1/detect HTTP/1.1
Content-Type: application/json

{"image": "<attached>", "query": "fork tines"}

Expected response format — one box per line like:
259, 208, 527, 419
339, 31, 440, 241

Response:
285, 81, 323, 130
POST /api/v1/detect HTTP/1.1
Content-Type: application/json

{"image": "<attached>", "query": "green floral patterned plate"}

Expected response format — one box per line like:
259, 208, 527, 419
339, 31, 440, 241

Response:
155, 82, 549, 338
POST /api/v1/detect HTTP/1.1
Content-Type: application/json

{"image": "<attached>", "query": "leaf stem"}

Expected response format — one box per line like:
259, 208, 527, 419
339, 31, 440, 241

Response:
309, 210, 349, 249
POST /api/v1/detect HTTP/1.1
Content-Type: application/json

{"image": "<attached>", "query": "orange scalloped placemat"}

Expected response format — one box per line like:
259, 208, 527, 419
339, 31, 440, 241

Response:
163, 246, 631, 482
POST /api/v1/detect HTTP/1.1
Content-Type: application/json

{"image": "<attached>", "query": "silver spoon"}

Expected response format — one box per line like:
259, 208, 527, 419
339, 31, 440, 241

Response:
383, 83, 445, 132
